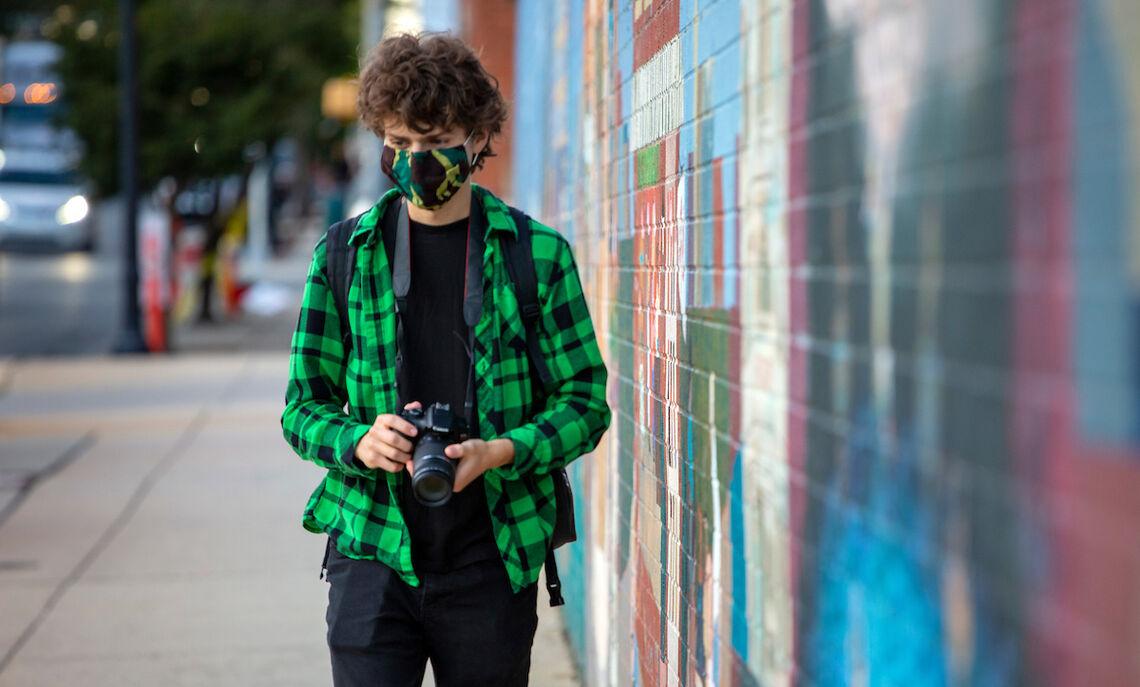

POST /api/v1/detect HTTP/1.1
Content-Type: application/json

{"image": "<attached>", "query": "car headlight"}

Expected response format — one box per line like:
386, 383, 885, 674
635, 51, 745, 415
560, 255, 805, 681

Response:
56, 195, 89, 225
0, 197, 9, 222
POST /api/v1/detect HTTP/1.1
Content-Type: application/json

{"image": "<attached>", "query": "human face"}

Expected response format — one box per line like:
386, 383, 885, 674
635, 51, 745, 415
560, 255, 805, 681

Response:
380, 121, 490, 212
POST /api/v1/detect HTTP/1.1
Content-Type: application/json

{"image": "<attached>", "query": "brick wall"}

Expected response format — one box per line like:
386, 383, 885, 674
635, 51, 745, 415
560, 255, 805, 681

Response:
511, 1, 1140, 685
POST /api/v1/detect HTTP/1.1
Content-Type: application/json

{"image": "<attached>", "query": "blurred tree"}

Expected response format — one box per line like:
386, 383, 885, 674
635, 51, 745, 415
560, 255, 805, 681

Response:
48, 0, 360, 196
36, 0, 360, 323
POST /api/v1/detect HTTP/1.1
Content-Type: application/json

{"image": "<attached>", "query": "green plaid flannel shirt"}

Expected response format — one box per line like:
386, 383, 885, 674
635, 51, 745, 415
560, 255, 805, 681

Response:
281, 184, 610, 592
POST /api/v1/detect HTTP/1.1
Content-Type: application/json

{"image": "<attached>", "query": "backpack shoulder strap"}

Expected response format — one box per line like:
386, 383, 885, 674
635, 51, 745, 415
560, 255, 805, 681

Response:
503, 205, 570, 608
323, 213, 362, 348
544, 548, 565, 607
503, 206, 554, 391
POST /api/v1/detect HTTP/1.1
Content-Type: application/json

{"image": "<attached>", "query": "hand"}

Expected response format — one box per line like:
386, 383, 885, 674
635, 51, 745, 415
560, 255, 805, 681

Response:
354, 402, 421, 473
444, 438, 515, 492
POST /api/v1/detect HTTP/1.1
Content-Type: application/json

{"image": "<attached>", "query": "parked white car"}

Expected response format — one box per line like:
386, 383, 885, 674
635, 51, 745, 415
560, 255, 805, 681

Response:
0, 148, 93, 251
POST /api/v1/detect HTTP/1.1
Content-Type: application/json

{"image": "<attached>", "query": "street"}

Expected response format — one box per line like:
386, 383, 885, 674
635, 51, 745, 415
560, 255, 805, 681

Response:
0, 199, 124, 357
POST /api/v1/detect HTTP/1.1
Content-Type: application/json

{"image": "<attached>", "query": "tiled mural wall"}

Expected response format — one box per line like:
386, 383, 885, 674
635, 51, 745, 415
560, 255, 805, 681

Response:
511, 1, 1140, 685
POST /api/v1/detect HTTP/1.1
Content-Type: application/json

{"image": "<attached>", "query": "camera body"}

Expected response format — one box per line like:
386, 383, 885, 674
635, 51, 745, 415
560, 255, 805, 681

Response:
400, 403, 469, 506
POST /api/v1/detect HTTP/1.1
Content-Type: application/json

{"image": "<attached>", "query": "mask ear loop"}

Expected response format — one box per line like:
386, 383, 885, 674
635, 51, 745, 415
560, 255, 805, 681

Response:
464, 130, 485, 169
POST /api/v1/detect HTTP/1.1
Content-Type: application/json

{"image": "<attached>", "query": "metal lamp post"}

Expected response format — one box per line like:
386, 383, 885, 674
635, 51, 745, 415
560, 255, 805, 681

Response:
113, 0, 147, 353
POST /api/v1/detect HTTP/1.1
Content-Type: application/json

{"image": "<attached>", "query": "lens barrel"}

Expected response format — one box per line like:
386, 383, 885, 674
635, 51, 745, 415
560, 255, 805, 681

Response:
410, 434, 456, 506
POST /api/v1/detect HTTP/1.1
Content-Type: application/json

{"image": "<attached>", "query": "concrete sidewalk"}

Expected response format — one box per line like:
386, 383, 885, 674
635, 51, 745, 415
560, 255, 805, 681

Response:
0, 229, 580, 686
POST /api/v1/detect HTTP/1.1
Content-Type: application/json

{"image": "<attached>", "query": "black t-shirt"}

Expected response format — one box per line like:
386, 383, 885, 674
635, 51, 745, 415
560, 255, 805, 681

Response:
381, 211, 499, 574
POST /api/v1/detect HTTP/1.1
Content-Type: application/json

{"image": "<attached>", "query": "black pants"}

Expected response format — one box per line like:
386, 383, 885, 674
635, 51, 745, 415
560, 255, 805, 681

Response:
324, 543, 539, 687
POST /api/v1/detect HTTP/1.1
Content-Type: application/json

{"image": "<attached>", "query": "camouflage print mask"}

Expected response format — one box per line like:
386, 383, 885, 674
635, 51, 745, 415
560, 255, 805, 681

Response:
380, 133, 476, 210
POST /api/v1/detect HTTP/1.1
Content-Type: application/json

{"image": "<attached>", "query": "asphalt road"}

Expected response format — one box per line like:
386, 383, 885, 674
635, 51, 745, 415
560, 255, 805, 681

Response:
0, 199, 125, 357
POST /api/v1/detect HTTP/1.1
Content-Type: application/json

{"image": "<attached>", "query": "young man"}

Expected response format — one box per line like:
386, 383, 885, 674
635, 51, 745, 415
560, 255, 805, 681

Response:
281, 33, 610, 687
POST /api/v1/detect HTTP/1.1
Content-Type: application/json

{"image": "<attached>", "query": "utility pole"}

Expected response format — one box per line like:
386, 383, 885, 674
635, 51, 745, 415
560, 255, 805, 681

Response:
114, 0, 147, 353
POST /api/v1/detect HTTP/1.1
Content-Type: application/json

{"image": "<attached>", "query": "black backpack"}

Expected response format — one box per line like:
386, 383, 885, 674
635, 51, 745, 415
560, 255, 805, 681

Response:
323, 203, 576, 607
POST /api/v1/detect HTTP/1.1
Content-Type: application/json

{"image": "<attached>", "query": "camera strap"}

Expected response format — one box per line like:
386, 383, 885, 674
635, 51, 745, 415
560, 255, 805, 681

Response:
389, 197, 484, 427
391, 200, 411, 401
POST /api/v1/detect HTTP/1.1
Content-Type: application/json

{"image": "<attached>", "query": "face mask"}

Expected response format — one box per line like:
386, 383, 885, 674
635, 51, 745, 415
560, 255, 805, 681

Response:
380, 132, 477, 210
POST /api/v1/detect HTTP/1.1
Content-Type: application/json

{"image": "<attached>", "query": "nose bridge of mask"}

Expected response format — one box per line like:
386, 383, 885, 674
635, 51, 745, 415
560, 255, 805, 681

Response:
409, 131, 471, 163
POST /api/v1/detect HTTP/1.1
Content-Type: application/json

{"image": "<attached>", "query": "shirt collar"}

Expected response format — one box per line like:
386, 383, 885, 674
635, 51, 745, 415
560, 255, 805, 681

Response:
347, 183, 518, 248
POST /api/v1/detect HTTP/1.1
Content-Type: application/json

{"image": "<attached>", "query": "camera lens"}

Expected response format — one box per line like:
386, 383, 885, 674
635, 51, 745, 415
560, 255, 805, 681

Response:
411, 434, 455, 506
414, 471, 452, 504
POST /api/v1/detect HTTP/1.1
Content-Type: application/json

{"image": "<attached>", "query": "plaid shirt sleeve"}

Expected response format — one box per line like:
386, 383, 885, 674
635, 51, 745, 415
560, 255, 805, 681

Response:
281, 236, 373, 478
497, 229, 610, 478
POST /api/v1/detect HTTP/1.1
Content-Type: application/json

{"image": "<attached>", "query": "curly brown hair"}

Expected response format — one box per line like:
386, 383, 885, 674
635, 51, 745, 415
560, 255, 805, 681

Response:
356, 33, 509, 170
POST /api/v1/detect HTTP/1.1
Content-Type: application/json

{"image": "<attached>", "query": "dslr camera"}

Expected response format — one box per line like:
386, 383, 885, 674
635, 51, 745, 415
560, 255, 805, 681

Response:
399, 403, 469, 506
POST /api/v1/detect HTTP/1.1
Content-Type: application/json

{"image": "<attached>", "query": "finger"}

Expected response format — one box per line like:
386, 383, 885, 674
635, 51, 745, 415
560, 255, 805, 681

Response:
375, 427, 414, 455
389, 415, 419, 438
403, 401, 422, 410
359, 434, 411, 467
374, 455, 406, 473
405, 460, 414, 475
362, 429, 411, 458
360, 448, 407, 473
372, 413, 418, 438
444, 443, 463, 459
452, 456, 481, 492
449, 438, 484, 458
382, 446, 412, 465
452, 465, 471, 492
